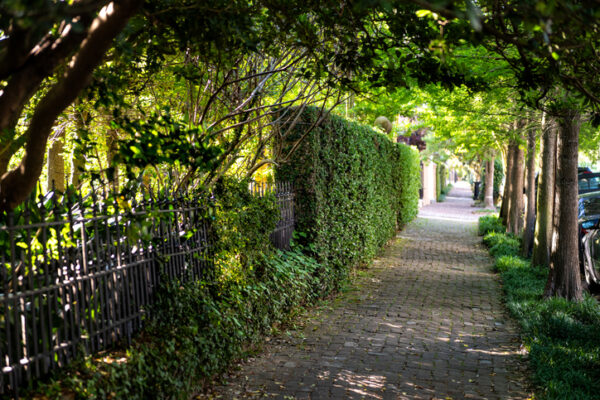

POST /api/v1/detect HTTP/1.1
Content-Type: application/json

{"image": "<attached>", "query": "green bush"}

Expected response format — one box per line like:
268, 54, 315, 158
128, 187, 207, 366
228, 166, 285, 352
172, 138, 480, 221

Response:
494, 255, 529, 273
33, 249, 330, 399
437, 163, 449, 198
499, 259, 600, 400
441, 184, 453, 196
30, 178, 336, 399
212, 177, 279, 277
276, 107, 419, 287
479, 218, 600, 400
484, 232, 520, 258
478, 215, 504, 236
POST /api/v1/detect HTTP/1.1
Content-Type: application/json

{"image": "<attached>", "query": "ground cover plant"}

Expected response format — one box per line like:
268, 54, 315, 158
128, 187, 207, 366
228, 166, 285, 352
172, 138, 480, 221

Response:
478, 214, 505, 236
479, 216, 600, 400
27, 178, 334, 399
30, 249, 329, 400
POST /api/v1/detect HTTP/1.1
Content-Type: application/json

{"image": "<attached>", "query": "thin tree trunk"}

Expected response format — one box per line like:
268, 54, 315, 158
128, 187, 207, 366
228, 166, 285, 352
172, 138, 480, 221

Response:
507, 133, 525, 235
47, 127, 65, 193
522, 122, 537, 256
71, 106, 87, 188
545, 109, 583, 301
532, 113, 557, 267
106, 130, 119, 190
499, 143, 514, 223
484, 156, 495, 209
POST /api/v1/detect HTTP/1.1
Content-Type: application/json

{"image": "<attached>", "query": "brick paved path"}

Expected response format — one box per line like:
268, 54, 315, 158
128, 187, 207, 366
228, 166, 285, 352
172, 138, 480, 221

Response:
207, 182, 530, 399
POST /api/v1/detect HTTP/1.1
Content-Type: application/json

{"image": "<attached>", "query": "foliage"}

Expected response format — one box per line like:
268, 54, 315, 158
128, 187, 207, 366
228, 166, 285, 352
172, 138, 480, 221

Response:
494, 255, 529, 273
437, 183, 453, 202
483, 231, 520, 258
436, 163, 449, 201
478, 215, 504, 236
1, 0, 488, 210
479, 218, 600, 400
396, 144, 422, 227
486, 228, 600, 399
212, 178, 280, 274
276, 107, 420, 287
30, 248, 328, 399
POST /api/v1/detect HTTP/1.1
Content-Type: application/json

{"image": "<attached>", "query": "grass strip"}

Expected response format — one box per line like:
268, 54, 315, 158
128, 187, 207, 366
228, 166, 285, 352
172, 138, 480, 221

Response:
479, 216, 600, 400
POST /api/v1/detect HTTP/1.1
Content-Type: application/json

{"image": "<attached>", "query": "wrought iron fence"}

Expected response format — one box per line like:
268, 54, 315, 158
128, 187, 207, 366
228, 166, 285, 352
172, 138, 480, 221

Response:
249, 181, 295, 250
0, 181, 294, 397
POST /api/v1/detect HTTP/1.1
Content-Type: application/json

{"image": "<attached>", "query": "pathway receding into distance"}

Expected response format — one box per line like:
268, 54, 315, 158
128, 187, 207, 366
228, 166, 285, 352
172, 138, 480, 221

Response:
206, 181, 531, 399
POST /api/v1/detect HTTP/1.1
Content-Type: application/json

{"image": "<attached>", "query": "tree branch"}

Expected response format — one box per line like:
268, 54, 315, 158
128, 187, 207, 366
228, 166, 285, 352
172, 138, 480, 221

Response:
0, 0, 142, 211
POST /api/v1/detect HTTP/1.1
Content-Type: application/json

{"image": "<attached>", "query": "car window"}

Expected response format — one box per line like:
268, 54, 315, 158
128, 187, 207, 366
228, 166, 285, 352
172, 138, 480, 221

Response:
579, 175, 600, 193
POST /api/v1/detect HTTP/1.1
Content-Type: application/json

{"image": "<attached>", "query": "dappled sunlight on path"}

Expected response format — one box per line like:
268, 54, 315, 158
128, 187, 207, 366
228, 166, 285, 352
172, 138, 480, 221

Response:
205, 182, 530, 399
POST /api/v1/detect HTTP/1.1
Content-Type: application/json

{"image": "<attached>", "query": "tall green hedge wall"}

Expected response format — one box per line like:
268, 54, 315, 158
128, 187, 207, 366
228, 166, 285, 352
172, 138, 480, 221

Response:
276, 108, 420, 284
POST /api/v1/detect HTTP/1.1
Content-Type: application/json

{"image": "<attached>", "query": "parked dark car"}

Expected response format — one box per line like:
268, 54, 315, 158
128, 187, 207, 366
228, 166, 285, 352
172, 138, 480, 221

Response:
579, 191, 600, 232
579, 191, 600, 289
578, 166, 593, 175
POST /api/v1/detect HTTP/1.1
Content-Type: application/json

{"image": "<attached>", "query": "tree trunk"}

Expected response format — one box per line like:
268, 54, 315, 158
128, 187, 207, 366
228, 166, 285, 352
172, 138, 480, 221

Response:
522, 122, 537, 257
545, 109, 583, 301
499, 143, 514, 223
484, 156, 495, 209
70, 106, 87, 188
532, 113, 557, 267
509, 138, 525, 234
0, 0, 142, 211
47, 127, 65, 193
106, 130, 119, 190
506, 121, 525, 235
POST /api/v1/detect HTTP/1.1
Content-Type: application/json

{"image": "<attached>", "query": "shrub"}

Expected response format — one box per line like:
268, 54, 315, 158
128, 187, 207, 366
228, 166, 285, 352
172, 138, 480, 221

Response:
29, 177, 335, 399
32, 249, 330, 399
436, 163, 449, 200
441, 184, 453, 196
479, 217, 600, 400
486, 233, 520, 258
495, 255, 529, 273
478, 215, 504, 236
498, 257, 600, 400
276, 107, 419, 287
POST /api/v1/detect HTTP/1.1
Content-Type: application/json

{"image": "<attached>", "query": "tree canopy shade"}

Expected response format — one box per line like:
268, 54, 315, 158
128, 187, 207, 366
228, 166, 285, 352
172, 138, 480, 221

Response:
406, 0, 600, 300
4, 0, 600, 302
0, 0, 487, 211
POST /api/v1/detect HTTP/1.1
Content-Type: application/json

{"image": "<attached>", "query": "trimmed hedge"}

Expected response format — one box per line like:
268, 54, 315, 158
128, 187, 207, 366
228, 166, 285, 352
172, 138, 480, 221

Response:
276, 108, 420, 286
436, 163, 447, 201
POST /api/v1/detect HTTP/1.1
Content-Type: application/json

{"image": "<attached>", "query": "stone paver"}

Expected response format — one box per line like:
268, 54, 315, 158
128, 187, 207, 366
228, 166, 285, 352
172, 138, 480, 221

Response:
205, 181, 531, 399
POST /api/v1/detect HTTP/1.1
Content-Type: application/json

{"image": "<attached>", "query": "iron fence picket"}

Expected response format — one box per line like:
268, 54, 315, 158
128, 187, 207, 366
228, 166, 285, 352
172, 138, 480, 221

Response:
0, 182, 294, 396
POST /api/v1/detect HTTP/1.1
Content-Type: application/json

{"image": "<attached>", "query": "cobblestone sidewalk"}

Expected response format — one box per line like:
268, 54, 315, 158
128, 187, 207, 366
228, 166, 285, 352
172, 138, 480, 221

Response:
206, 182, 531, 399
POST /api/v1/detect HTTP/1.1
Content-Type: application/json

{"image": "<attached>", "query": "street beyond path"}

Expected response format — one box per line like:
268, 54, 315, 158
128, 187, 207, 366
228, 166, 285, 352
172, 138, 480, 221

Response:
207, 181, 531, 399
